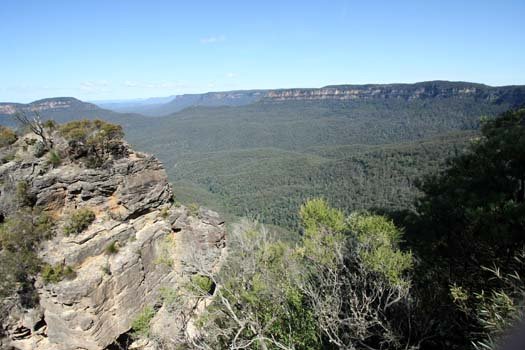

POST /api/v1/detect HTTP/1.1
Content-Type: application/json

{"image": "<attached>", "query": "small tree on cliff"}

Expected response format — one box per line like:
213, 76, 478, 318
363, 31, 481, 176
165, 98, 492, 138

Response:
14, 111, 54, 150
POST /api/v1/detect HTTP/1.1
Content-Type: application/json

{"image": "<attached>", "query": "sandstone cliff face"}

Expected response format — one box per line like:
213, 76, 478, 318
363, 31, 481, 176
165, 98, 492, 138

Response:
263, 82, 525, 103
0, 131, 226, 349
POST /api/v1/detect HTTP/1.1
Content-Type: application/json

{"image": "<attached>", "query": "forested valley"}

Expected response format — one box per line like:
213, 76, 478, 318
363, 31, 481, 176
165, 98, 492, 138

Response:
1, 84, 525, 349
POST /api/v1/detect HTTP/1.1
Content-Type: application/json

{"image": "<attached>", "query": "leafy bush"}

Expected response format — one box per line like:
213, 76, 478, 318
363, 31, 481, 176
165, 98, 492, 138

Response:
348, 212, 413, 285
131, 306, 155, 338
187, 203, 200, 217
59, 119, 124, 166
47, 150, 61, 167
16, 180, 34, 207
41, 263, 76, 284
159, 287, 180, 308
0, 209, 54, 252
33, 141, 47, 157
183, 203, 414, 349
190, 275, 214, 295
299, 198, 346, 236
0, 126, 17, 147
0, 208, 55, 297
451, 249, 525, 350
160, 206, 169, 219
43, 119, 57, 130
64, 208, 96, 235
59, 119, 124, 145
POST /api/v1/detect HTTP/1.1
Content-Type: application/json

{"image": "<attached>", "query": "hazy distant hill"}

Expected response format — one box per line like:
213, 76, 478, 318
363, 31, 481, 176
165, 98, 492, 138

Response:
97, 90, 267, 116
0, 97, 144, 128
3, 81, 525, 227
94, 95, 176, 114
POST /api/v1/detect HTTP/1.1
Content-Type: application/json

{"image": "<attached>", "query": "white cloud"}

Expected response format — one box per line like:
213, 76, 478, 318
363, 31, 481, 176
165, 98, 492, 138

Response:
200, 35, 226, 44
225, 72, 238, 78
123, 81, 190, 90
79, 80, 110, 93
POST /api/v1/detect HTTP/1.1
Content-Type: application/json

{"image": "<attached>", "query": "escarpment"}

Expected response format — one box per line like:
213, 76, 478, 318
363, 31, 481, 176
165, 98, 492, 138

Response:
263, 81, 525, 103
0, 121, 226, 350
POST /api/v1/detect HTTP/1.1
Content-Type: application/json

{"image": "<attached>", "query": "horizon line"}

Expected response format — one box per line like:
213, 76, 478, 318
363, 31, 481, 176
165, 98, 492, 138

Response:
3, 79, 525, 105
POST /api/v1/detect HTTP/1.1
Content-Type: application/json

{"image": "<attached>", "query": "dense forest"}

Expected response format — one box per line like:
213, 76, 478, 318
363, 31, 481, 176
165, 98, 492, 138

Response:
1, 108, 524, 349
123, 91, 517, 227
170, 132, 472, 228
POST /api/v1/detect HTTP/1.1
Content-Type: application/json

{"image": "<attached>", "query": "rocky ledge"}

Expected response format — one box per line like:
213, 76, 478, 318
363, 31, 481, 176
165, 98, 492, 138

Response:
0, 126, 226, 350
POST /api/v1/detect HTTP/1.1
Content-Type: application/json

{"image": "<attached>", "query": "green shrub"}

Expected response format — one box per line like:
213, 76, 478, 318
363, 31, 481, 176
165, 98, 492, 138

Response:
59, 119, 124, 167
0, 126, 17, 148
43, 120, 57, 130
47, 150, 61, 167
59, 119, 124, 145
58, 120, 92, 142
105, 241, 119, 254
41, 263, 76, 284
159, 287, 180, 307
160, 207, 169, 219
191, 275, 214, 295
348, 212, 413, 285
0, 209, 54, 252
16, 180, 34, 207
131, 306, 155, 338
34, 211, 55, 241
64, 208, 96, 235
188, 203, 200, 217
33, 141, 46, 157
0, 208, 55, 298
300, 198, 346, 236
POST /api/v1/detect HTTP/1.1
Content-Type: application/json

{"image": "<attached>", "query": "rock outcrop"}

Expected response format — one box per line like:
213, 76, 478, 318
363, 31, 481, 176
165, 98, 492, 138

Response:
0, 129, 226, 349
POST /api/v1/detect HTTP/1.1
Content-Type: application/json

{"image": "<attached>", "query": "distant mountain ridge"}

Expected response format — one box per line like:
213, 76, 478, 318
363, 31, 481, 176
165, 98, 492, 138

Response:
2, 81, 525, 123
0, 97, 141, 128
265, 81, 525, 103
97, 90, 267, 116
95, 81, 525, 116
0, 97, 99, 115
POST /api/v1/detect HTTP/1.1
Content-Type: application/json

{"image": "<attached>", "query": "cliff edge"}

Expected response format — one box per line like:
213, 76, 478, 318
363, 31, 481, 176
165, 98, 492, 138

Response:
0, 120, 226, 349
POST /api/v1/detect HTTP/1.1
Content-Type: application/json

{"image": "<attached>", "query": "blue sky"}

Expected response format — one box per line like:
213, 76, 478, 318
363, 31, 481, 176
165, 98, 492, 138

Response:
1, 0, 524, 102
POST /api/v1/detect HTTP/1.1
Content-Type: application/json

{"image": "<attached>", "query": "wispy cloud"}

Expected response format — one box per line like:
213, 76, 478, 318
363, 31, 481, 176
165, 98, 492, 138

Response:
225, 72, 238, 78
200, 35, 226, 44
124, 80, 139, 87
79, 80, 110, 93
123, 81, 190, 90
